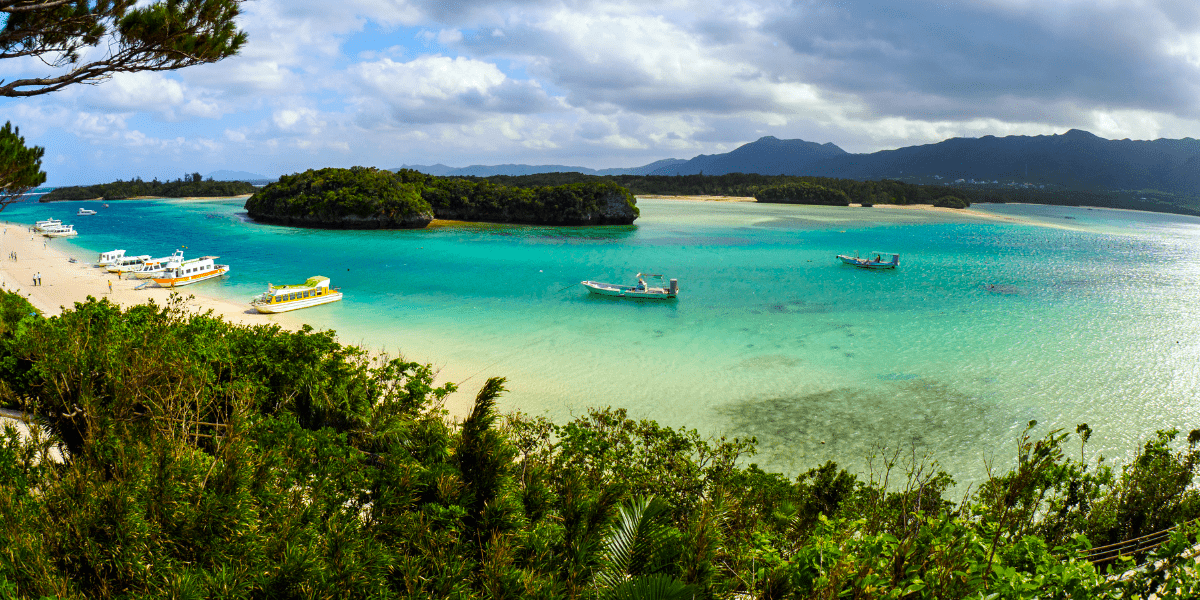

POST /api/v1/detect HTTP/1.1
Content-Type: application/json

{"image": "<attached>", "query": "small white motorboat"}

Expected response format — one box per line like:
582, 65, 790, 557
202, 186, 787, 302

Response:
837, 251, 899, 269
77, 208, 97, 216
581, 273, 678, 299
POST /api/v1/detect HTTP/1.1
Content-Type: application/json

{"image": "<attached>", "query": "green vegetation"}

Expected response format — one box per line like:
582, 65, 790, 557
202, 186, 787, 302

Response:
754, 182, 852, 206
0, 121, 46, 211
933, 195, 970, 209
2, 291, 1200, 598
42, 174, 256, 201
0, 0, 246, 98
397, 168, 639, 225
245, 167, 433, 229
245, 167, 638, 228
476, 172, 1200, 216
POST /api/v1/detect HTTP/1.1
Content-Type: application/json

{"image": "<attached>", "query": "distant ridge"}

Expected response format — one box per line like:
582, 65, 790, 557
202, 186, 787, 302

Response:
393, 130, 1200, 197
392, 158, 689, 178
208, 169, 270, 181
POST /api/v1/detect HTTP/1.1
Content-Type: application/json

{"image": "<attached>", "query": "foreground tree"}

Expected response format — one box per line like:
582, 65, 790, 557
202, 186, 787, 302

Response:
0, 121, 45, 210
0, 0, 247, 97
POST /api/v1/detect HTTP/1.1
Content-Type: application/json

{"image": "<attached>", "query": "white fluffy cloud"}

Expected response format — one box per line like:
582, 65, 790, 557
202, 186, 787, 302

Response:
5, 0, 1200, 184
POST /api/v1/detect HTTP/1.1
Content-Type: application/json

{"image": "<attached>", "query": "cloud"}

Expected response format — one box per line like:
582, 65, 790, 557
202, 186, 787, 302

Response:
8, 0, 1200, 185
350, 55, 562, 124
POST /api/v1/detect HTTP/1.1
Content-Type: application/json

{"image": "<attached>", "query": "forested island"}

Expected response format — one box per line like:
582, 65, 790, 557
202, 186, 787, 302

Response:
3, 291, 1200, 598
40, 174, 256, 201
244, 166, 639, 228
477, 172, 1200, 215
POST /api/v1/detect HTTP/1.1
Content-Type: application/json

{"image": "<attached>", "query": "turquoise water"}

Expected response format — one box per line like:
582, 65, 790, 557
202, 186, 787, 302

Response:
8, 198, 1200, 483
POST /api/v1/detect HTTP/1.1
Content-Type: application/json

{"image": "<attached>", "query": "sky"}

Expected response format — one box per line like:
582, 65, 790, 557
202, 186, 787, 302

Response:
3, 0, 1200, 185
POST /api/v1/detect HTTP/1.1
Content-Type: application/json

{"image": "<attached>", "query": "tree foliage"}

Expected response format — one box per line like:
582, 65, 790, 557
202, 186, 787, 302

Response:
0, 121, 46, 210
0, 0, 247, 97
754, 181, 852, 206
245, 166, 435, 228
41, 175, 254, 201
2, 292, 1200, 598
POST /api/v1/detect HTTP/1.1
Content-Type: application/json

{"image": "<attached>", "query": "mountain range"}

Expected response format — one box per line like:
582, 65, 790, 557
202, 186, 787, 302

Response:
398, 130, 1200, 197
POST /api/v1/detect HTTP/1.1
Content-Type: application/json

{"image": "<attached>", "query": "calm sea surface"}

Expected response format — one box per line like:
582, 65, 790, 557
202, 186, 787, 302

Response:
9, 198, 1200, 483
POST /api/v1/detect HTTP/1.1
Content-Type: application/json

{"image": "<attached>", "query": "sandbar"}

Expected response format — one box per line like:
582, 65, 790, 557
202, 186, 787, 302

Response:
640, 195, 1092, 232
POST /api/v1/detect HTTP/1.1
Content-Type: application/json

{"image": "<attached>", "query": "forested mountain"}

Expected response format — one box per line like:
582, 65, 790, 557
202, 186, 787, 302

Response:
397, 130, 1200, 199
644, 130, 1200, 197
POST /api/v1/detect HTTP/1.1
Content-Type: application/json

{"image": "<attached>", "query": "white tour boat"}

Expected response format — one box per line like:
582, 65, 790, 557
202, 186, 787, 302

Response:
77, 208, 97, 216
105, 254, 153, 274
34, 218, 62, 232
250, 276, 343, 313
837, 251, 900, 270
130, 250, 185, 279
152, 256, 229, 288
41, 223, 78, 237
97, 249, 127, 266
581, 273, 678, 299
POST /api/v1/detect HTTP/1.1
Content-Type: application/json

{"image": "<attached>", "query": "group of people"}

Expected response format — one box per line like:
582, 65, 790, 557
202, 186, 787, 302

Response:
31, 272, 42, 286
7, 251, 15, 261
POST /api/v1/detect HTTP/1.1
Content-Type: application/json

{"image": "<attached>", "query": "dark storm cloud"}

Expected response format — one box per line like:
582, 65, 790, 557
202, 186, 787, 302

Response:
765, 0, 1200, 120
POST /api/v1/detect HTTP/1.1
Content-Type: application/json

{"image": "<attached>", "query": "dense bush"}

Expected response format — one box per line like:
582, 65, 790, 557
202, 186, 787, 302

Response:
245, 166, 433, 228
933, 195, 970, 208
42, 178, 255, 201
418, 176, 638, 225
1, 292, 1199, 598
754, 181, 852, 206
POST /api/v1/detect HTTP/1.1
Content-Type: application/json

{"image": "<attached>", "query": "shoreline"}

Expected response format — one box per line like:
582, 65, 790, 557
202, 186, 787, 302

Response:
639, 196, 1092, 231
0, 221, 485, 418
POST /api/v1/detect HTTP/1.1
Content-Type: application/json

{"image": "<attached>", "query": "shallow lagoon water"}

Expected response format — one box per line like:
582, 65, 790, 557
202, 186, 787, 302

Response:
11, 198, 1200, 484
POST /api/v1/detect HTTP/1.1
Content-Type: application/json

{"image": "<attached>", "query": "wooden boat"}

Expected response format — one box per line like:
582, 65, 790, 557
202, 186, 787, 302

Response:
837, 252, 899, 269
152, 256, 229, 287
581, 273, 678, 299
250, 276, 343, 313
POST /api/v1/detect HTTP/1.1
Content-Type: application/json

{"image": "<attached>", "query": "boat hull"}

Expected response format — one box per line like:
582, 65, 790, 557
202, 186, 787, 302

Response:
837, 255, 898, 269
581, 281, 677, 299
153, 266, 229, 287
252, 292, 343, 313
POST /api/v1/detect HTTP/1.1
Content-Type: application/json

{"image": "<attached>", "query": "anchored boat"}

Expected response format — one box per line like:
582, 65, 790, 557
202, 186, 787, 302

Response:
130, 250, 185, 279
105, 254, 153, 274
98, 249, 126, 265
152, 256, 229, 287
581, 273, 678, 299
250, 276, 343, 313
41, 223, 78, 237
837, 251, 900, 270
77, 208, 97, 216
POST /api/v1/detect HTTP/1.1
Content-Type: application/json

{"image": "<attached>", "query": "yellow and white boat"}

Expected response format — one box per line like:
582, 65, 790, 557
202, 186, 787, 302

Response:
152, 256, 229, 288
250, 276, 343, 313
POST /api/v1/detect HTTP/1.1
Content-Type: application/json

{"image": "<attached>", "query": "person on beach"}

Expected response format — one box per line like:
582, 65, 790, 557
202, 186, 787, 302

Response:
108, 280, 113, 294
